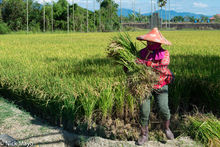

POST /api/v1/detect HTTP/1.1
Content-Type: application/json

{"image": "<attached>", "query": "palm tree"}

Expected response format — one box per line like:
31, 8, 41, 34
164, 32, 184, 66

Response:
158, 0, 167, 29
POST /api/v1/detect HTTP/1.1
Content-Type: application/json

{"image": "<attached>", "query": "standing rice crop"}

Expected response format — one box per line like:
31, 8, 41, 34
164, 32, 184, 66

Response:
0, 31, 219, 140
185, 113, 220, 146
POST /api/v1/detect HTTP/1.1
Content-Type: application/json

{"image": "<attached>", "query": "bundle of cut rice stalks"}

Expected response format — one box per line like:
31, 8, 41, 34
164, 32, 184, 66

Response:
107, 33, 159, 101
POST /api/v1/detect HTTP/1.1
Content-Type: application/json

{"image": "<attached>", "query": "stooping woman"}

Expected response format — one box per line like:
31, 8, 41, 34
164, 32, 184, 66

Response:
135, 28, 175, 145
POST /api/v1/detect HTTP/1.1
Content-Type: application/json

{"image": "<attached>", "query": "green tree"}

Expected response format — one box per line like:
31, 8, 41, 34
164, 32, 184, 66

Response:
188, 16, 196, 22
171, 16, 184, 22
214, 15, 220, 22
53, 0, 68, 30
2, 0, 26, 30
0, 0, 119, 32
0, 2, 2, 22
200, 15, 208, 23
1, 0, 41, 31
97, 0, 119, 31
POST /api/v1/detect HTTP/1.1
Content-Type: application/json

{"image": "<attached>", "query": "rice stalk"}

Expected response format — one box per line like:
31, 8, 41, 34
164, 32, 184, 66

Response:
126, 94, 135, 117
186, 114, 220, 146
107, 32, 158, 100
114, 84, 125, 118
99, 84, 114, 120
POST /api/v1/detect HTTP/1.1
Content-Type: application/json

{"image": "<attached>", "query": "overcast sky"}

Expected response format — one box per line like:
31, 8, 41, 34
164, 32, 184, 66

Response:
37, 0, 219, 16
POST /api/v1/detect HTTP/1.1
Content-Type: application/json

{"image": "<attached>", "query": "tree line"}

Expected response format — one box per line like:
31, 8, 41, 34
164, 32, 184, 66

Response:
0, 0, 217, 33
0, 0, 171, 33
0, 0, 122, 33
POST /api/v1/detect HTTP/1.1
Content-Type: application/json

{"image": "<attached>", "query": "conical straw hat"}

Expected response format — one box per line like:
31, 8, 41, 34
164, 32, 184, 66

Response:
136, 28, 172, 45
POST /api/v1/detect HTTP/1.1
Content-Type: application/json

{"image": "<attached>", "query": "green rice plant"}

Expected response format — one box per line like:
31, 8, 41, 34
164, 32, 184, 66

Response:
0, 31, 219, 139
113, 84, 126, 118
125, 94, 135, 118
78, 86, 98, 125
185, 113, 220, 146
98, 83, 114, 120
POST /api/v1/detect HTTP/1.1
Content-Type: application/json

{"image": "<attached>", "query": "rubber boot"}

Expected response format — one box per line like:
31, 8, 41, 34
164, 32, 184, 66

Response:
163, 120, 174, 140
137, 125, 148, 145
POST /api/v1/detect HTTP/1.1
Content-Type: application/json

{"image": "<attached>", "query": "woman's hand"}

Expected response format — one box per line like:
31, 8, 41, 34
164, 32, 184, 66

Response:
135, 58, 144, 64
136, 58, 152, 67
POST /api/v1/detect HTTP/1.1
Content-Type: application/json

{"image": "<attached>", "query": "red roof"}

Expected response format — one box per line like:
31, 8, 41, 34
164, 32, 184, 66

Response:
216, 14, 220, 17
209, 17, 216, 20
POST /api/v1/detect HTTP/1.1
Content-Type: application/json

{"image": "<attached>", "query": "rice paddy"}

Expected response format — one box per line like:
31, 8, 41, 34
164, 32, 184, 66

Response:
0, 30, 219, 140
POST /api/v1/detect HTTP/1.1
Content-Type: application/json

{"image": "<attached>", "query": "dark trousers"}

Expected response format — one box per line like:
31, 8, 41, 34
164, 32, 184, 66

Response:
140, 85, 171, 126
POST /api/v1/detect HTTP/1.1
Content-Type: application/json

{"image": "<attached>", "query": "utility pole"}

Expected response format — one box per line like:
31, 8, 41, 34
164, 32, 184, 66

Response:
94, 0, 95, 31
99, 1, 101, 32
110, 1, 112, 31
169, 0, 170, 29
67, 2, 69, 33
43, 0, 45, 32
26, 0, 28, 33
165, 4, 167, 29
151, 0, 153, 28
174, 0, 176, 23
86, 0, 88, 33
120, 0, 122, 23
51, 0, 53, 32
72, 0, 75, 32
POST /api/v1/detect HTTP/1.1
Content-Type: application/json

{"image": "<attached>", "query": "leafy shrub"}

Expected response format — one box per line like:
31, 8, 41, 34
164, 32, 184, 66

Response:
0, 22, 10, 34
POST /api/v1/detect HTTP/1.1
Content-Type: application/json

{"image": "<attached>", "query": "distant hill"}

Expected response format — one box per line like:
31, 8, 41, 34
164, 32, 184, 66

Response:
143, 10, 212, 20
117, 9, 212, 19
117, 8, 138, 17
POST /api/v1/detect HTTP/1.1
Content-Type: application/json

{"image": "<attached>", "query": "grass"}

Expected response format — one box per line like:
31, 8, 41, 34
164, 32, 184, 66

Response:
0, 31, 219, 139
0, 97, 14, 124
0, 96, 34, 126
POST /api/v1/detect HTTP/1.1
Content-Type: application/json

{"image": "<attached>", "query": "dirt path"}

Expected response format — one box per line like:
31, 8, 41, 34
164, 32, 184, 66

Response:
0, 97, 202, 147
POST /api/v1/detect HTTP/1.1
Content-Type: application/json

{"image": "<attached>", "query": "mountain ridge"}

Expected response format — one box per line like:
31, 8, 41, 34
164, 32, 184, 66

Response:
117, 8, 212, 19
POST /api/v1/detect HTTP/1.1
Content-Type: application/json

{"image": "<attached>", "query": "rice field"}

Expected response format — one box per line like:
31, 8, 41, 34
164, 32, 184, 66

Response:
0, 30, 219, 135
